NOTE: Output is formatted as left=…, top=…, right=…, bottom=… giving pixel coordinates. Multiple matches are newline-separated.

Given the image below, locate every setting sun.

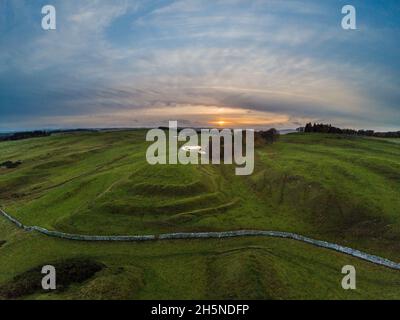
left=210, top=120, right=232, bottom=127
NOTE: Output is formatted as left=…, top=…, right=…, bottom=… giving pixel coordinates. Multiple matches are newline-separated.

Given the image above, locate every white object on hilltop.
left=181, top=145, right=206, bottom=154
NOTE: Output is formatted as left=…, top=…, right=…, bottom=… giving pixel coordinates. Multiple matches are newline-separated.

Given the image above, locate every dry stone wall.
left=1, top=208, right=400, bottom=270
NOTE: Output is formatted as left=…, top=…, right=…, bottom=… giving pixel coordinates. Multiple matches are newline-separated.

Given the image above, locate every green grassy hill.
left=0, top=130, right=400, bottom=299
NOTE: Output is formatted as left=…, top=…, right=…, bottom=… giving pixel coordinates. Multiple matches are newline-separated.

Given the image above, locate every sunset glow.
left=1, top=1, right=399, bottom=131
left=215, top=120, right=227, bottom=127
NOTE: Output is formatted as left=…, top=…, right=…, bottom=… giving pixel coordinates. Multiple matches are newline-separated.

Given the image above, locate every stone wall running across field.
left=1, top=208, right=400, bottom=270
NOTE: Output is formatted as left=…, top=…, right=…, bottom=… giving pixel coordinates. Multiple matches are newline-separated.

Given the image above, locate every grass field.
left=0, top=130, right=400, bottom=299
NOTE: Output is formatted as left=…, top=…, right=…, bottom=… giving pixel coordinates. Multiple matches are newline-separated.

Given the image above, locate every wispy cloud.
left=0, top=0, right=399, bottom=130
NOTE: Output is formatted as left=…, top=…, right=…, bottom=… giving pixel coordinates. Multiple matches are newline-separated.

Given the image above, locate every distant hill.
left=278, top=129, right=298, bottom=135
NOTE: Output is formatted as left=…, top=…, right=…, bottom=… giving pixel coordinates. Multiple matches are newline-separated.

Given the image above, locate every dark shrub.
left=0, top=161, right=22, bottom=169
left=0, top=258, right=105, bottom=299
left=255, top=128, right=280, bottom=145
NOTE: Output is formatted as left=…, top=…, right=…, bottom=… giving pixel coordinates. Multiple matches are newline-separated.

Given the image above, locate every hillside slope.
left=0, top=131, right=399, bottom=257
left=1, top=131, right=400, bottom=299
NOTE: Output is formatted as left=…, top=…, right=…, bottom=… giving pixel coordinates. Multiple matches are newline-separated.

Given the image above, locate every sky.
left=0, top=0, right=399, bottom=131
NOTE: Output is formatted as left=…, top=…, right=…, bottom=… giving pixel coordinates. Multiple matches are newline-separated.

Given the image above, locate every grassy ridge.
left=0, top=131, right=233, bottom=234
left=0, top=130, right=399, bottom=299
left=253, top=134, right=400, bottom=260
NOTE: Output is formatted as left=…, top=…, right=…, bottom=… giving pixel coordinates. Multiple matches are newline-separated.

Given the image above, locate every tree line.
left=0, top=131, right=51, bottom=142
left=303, top=123, right=400, bottom=138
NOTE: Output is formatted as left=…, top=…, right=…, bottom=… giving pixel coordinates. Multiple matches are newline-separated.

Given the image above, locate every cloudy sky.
left=0, top=0, right=399, bottom=131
